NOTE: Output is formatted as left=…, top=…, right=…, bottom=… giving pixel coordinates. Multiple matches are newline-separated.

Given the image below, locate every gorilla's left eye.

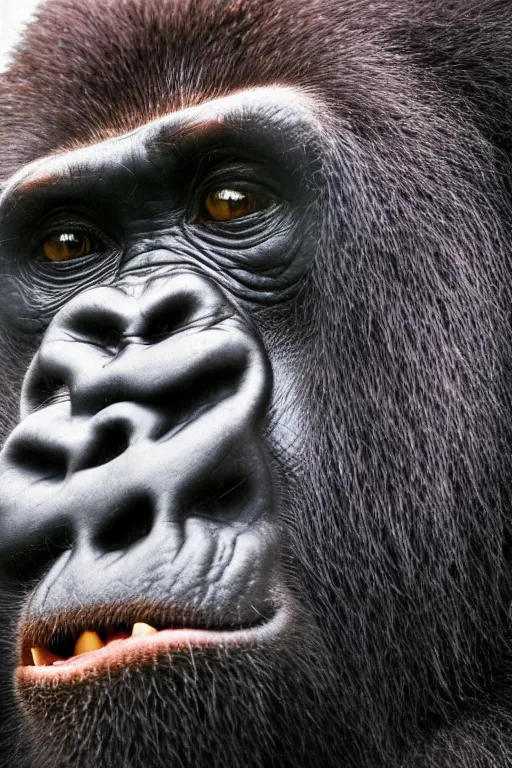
left=41, top=232, right=93, bottom=262
left=204, top=189, right=272, bottom=222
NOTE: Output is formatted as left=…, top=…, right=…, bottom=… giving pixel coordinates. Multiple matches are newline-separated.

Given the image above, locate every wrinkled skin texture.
left=2, top=0, right=512, bottom=767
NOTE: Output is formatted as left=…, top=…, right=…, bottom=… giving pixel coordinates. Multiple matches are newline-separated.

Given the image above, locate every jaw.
left=12, top=599, right=342, bottom=768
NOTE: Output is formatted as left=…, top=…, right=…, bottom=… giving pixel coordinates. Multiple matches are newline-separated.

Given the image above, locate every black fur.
left=2, top=1, right=512, bottom=766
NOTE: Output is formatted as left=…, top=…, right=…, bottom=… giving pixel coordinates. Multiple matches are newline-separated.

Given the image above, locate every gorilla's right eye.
left=41, top=232, right=93, bottom=262
left=203, top=188, right=272, bottom=222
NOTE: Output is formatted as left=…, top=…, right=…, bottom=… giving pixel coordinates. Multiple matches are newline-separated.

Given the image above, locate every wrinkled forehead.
left=2, top=86, right=322, bottom=197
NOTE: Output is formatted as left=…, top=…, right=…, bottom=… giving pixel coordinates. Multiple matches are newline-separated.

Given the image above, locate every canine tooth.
left=132, top=622, right=158, bottom=637
left=30, top=647, right=62, bottom=666
left=73, top=630, right=105, bottom=656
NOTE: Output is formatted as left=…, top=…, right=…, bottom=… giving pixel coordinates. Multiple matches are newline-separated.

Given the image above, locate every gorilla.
left=1, top=0, right=512, bottom=765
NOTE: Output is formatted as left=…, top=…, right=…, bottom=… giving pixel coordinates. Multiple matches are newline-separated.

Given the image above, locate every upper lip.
left=18, top=598, right=271, bottom=667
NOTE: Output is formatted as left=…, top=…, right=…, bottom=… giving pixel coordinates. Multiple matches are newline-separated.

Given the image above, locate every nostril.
left=22, top=375, right=69, bottom=416
left=151, top=359, right=246, bottom=441
left=44, top=380, right=69, bottom=406
left=143, top=294, right=196, bottom=343
left=69, top=308, right=123, bottom=354
left=94, top=494, right=155, bottom=553
left=10, top=441, right=67, bottom=481
left=81, top=420, right=131, bottom=470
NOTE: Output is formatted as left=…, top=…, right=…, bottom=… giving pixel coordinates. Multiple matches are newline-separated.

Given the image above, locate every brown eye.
left=42, top=232, right=92, bottom=262
left=204, top=189, right=270, bottom=221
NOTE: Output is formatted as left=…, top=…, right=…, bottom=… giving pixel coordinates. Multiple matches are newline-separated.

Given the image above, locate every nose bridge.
left=21, top=272, right=243, bottom=418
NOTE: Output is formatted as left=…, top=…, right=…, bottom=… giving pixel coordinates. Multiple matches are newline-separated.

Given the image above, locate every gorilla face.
left=0, top=87, right=332, bottom=767
left=3, top=1, right=512, bottom=767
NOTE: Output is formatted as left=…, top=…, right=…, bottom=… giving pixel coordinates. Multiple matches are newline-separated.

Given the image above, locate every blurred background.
left=0, top=0, right=40, bottom=69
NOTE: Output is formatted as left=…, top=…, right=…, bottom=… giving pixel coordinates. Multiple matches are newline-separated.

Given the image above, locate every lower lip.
left=17, top=609, right=289, bottom=683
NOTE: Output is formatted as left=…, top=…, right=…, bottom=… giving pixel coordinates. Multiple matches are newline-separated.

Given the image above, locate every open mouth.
left=17, top=602, right=287, bottom=681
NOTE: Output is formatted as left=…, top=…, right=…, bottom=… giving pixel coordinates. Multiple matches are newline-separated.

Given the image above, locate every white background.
left=0, top=0, right=41, bottom=70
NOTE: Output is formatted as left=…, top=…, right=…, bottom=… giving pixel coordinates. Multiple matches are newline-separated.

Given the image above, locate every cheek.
left=256, top=311, right=310, bottom=460
left=178, top=214, right=312, bottom=302
left=269, top=353, right=305, bottom=457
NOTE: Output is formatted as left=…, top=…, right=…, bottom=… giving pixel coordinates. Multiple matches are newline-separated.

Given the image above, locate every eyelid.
left=192, top=153, right=285, bottom=194
left=31, top=210, right=116, bottom=253
left=204, top=173, right=281, bottom=199
left=37, top=219, right=100, bottom=241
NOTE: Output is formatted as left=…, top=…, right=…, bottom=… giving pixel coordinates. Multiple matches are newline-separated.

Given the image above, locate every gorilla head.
left=1, top=1, right=512, bottom=766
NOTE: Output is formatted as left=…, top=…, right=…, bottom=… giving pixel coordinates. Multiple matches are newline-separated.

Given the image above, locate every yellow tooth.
left=73, top=630, right=105, bottom=656
left=132, top=622, right=158, bottom=637
left=31, top=647, right=62, bottom=666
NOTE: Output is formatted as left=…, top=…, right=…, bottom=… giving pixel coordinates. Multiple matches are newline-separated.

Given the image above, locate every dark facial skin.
left=0, top=88, right=328, bottom=767
left=0, top=88, right=319, bottom=629
left=4, top=1, right=512, bottom=767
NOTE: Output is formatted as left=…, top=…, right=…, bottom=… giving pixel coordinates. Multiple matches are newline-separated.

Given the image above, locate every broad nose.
left=0, top=273, right=274, bottom=574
